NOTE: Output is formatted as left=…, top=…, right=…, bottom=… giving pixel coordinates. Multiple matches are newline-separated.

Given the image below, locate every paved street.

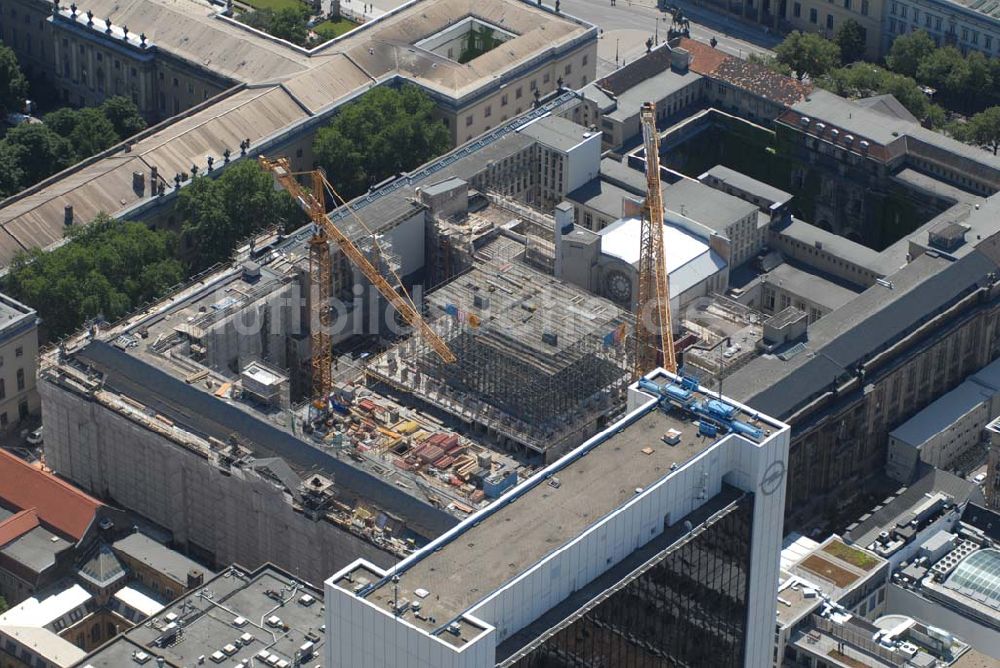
left=543, top=0, right=781, bottom=75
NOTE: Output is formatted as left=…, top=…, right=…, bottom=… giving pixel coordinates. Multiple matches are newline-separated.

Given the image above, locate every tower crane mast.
left=260, top=157, right=457, bottom=409
left=633, top=102, right=677, bottom=379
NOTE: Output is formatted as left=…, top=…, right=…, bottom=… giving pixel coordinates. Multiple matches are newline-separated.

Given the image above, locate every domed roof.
left=944, top=548, right=1000, bottom=611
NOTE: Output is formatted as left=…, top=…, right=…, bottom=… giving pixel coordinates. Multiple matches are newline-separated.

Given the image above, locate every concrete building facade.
left=0, top=295, right=38, bottom=435
left=883, top=0, right=1000, bottom=58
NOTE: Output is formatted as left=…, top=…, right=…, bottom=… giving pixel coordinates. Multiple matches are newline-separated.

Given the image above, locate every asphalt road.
left=550, top=0, right=781, bottom=75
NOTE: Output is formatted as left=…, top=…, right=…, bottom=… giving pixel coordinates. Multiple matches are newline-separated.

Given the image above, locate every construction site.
left=367, top=251, right=633, bottom=461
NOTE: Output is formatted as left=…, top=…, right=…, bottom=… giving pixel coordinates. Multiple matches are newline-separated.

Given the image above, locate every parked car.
left=26, top=427, right=42, bottom=445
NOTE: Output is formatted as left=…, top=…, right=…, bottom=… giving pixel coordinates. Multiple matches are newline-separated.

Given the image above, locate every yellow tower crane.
left=260, top=157, right=457, bottom=410
left=632, top=102, right=677, bottom=380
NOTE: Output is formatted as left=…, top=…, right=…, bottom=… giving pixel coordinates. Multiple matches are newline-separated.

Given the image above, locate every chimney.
left=132, top=170, right=145, bottom=194
left=671, top=47, right=690, bottom=74
left=187, top=568, right=204, bottom=590
left=150, top=165, right=158, bottom=184
left=64, top=205, right=74, bottom=226
left=553, top=201, right=574, bottom=278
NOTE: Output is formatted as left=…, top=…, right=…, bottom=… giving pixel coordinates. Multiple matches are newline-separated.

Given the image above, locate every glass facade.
left=506, top=493, right=755, bottom=668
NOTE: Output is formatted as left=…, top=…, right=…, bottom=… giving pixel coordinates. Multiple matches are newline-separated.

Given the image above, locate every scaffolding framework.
left=366, top=257, right=633, bottom=456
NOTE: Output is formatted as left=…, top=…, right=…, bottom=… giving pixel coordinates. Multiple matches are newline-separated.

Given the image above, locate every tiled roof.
left=0, top=450, right=102, bottom=541
left=596, top=44, right=674, bottom=95
left=0, top=509, right=39, bottom=547
left=678, top=37, right=810, bottom=106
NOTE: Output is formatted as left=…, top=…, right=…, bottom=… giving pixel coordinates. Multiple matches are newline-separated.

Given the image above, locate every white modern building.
left=325, top=368, right=790, bottom=668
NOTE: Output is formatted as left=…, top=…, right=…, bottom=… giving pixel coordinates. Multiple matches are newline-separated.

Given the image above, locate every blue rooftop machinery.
left=638, top=377, right=766, bottom=442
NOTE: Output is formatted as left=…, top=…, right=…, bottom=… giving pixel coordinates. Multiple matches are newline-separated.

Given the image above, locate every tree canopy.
left=816, top=64, right=945, bottom=127
left=834, top=19, right=867, bottom=64
left=313, top=85, right=450, bottom=200
left=0, top=45, right=27, bottom=115
left=885, top=31, right=937, bottom=78
left=242, top=6, right=311, bottom=46
left=774, top=31, right=841, bottom=80
left=0, top=96, right=146, bottom=199
left=4, top=216, right=184, bottom=339
left=951, top=107, right=1000, bottom=154
left=177, top=160, right=306, bottom=270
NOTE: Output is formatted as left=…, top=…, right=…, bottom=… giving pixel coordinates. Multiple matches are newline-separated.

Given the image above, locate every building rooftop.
left=678, top=37, right=811, bottom=106
left=945, top=547, right=1000, bottom=612
left=0, top=525, right=71, bottom=575
left=606, top=66, right=701, bottom=123
left=0, top=582, right=91, bottom=629
left=340, top=373, right=781, bottom=642
left=599, top=215, right=727, bottom=298
left=0, top=449, right=102, bottom=542
left=0, top=0, right=594, bottom=265
left=762, top=262, right=862, bottom=313
left=699, top=164, right=793, bottom=207
left=845, top=468, right=980, bottom=548
left=664, top=178, right=758, bottom=234
left=519, top=115, right=598, bottom=152
left=726, top=248, right=1000, bottom=419
left=81, top=565, right=325, bottom=668
left=112, top=532, right=212, bottom=585
left=889, top=361, right=1000, bottom=448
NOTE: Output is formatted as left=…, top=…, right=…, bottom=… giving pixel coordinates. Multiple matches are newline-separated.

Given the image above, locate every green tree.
left=0, top=44, right=27, bottom=115
left=67, top=108, right=119, bottom=157
left=774, top=31, right=841, bottom=81
left=957, top=106, right=1000, bottom=154
left=885, top=30, right=936, bottom=78
left=0, top=141, right=25, bottom=199
left=835, top=19, right=867, bottom=64
left=916, top=47, right=970, bottom=99
left=177, top=160, right=305, bottom=270
left=313, top=85, right=450, bottom=200
left=100, top=96, right=147, bottom=139
left=243, top=7, right=310, bottom=46
left=4, top=124, right=75, bottom=185
left=5, top=216, right=183, bottom=339
left=965, top=51, right=993, bottom=108
left=42, top=107, right=82, bottom=138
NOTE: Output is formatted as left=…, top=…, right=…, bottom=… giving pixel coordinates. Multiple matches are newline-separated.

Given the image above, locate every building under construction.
left=368, top=251, right=633, bottom=461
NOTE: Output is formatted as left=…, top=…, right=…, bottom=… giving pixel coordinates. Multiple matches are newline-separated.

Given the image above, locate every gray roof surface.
left=606, top=67, right=701, bottom=122
left=566, top=178, right=635, bottom=219
left=0, top=525, right=69, bottom=575
left=791, top=90, right=915, bottom=146
left=112, top=532, right=213, bottom=584
left=663, top=178, right=757, bottom=233
left=82, top=565, right=325, bottom=668
left=774, top=218, right=882, bottom=271
left=855, top=94, right=919, bottom=124
left=727, top=250, right=998, bottom=418
left=77, top=543, right=127, bottom=588
left=599, top=157, right=648, bottom=195
left=350, top=376, right=780, bottom=639
left=889, top=356, right=1000, bottom=447
left=762, top=262, right=861, bottom=312
left=700, top=164, right=793, bottom=206
left=845, top=469, right=980, bottom=548
left=520, top=115, right=596, bottom=152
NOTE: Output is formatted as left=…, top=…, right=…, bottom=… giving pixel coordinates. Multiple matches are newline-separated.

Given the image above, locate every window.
left=809, top=7, right=817, bottom=22
left=843, top=0, right=850, bottom=8
left=187, top=81, right=194, bottom=94
left=501, top=93, right=508, bottom=106
left=564, top=63, right=571, bottom=75
left=890, top=2, right=897, bottom=15
left=465, top=114, right=473, bottom=127
left=826, top=13, right=834, bottom=28
left=900, top=5, right=907, bottom=18
left=543, top=72, right=550, bottom=84
left=0, top=378, right=5, bottom=400
left=861, top=0, right=869, bottom=15
left=582, top=54, right=588, bottom=66
left=794, top=2, right=801, bottom=17
left=924, top=13, right=931, bottom=27
left=172, top=77, right=178, bottom=87
left=16, top=369, right=24, bottom=392
left=973, top=31, right=979, bottom=44
left=515, top=86, right=523, bottom=99
left=484, top=105, right=491, bottom=118
left=912, top=8, right=918, bottom=22
left=962, top=27, right=969, bottom=41
left=986, top=35, right=993, bottom=49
